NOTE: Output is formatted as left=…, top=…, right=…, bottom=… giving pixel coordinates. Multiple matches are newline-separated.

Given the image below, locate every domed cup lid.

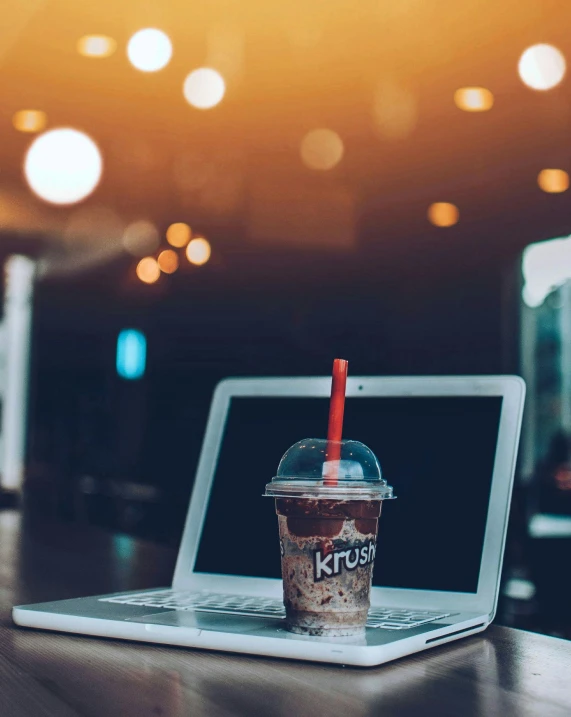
left=264, top=438, right=395, bottom=500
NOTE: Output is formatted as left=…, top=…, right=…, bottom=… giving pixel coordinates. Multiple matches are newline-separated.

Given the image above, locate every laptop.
left=13, top=375, right=525, bottom=667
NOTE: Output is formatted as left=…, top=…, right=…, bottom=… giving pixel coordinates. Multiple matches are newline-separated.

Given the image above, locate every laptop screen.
left=194, top=395, right=503, bottom=593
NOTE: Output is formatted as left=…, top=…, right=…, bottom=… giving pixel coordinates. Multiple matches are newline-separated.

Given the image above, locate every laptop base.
left=13, top=589, right=488, bottom=667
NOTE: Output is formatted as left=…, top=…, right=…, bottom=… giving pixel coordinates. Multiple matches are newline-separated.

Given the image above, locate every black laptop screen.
left=193, top=395, right=503, bottom=593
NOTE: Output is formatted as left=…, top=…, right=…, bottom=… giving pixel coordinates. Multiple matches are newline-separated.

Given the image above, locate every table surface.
left=1, top=510, right=571, bottom=717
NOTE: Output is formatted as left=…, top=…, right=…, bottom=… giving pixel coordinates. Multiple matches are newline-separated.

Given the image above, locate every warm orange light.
left=127, top=29, right=172, bottom=72
left=183, top=68, right=226, bottom=109
left=166, top=222, right=191, bottom=247
left=300, top=129, right=344, bottom=171
left=136, top=257, right=160, bottom=284
left=13, top=110, right=47, bottom=133
left=537, top=169, right=569, bottom=194
left=157, top=249, right=179, bottom=274
left=77, top=35, right=117, bottom=58
left=519, top=44, right=566, bottom=91
left=428, top=202, right=459, bottom=227
left=454, top=87, right=494, bottom=112
left=24, top=128, right=103, bottom=205
left=186, top=237, right=211, bottom=265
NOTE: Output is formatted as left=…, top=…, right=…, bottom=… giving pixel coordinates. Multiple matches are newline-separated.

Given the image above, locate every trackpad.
left=126, top=610, right=285, bottom=634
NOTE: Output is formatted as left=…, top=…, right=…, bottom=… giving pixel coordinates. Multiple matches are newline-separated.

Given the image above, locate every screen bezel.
left=173, top=376, right=525, bottom=616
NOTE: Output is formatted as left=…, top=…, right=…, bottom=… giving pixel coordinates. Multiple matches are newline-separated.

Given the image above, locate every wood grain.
left=1, top=510, right=571, bottom=717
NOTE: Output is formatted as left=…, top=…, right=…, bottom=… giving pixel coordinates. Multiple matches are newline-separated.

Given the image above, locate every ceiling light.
left=183, top=68, right=226, bottom=109
left=24, top=128, right=102, bottom=205
left=518, top=44, right=566, bottom=91
left=127, top=29, right=172, bottom=72
left=427, top=202, right=459, bottom=227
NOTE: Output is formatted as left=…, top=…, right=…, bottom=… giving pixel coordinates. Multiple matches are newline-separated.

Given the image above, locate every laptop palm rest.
left=125, top=610, right=441, bottom=646
left=126, top=610, right=285, bottom=634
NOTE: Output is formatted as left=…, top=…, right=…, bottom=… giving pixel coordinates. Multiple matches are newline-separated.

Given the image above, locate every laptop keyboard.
left=100, top=590, right=451, bottom=630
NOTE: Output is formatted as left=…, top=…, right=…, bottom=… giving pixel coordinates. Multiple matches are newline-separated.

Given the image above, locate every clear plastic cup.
left=264, top=438, right=394, bottom=637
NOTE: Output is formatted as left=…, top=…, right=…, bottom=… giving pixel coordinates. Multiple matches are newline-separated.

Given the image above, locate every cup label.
left=313, top=540, right=376, bottom=581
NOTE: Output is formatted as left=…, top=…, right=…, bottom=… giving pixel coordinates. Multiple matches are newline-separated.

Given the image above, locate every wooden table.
left=1, top=510, right=571, bottom=717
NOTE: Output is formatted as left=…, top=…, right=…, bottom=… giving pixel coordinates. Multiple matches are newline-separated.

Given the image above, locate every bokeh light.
left=122, top=220, right=160, bottom=257
left=183, top=68, right=226, bottom=109
left=136, top=256, right=160, bottom=284
left=166, top=222, right=191, bottom=247
left=428, top=202, right=459, bottom=227
left=454, top=87, right=494, bottom=112
left=518, top=44, right=566, bottom=91
left=24, top=128, right=102, bottom=205
left=537, top=169, right=569, bottom=194
left=300, top=129, right=344, bottom=171
left=116, top=329, right=146, bottom=380
left=127, top=29, right=172, bottom=72
left=77, top=35, right=116, bottom=58
left=186, top=237, right=211, bottom=265
left=157, top=249, right=179, bottom=274
left=13, top=110, right=47, bottom=133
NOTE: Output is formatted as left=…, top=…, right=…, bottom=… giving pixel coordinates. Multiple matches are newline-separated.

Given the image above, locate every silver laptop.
left=13, top=375, right=525, bottom=667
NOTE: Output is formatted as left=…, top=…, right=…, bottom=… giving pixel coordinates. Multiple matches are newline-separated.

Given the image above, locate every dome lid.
left=264, top=438, right=395, bottom=500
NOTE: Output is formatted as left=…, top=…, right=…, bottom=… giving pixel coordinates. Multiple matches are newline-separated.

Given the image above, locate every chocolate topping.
left=286, top=517, right=344, bottom=538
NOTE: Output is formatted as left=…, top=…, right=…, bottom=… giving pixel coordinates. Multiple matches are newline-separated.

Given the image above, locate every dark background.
left=27, top=254, right=513, bottom=544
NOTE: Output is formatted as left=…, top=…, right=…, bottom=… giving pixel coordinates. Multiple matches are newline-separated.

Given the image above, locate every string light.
left=538, top=169, right=569, bottom=193
left=13, top=110, right=47, bottom=133
left=454, top=87, right=494, bottom=112
left=157, top=249, right=179, bottom=274
left=166, top=222, right=191, bottom=247
left=183, top=68, right=226, bottom=109
left=77, top=35, right=116, bottom=58
left=428, top=202, right=459, bottom=227
left=127, top=29, right=172, bottom=72
left=136, top=257, right=160, bottom=284
left=24, top=128, right=102, bottom=205
left=186, top=237, right=211, bottom=265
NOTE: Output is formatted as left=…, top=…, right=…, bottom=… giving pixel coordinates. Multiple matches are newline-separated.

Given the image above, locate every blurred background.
left=1, top=0, right=571, bottom=639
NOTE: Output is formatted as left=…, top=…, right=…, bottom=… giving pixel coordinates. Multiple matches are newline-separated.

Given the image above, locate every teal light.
left=116, top=329, right=146, bottom=380
left=113, top=534, right=136, bottom=560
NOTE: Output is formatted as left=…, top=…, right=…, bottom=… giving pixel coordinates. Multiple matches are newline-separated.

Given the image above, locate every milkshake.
left=265, top=437, right=394, bottom=636
left=265, top=359, right=395, bottom=636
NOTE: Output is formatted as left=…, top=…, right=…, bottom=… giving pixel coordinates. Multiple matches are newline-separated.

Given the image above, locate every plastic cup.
left=264, top=438, right=394, bottom=637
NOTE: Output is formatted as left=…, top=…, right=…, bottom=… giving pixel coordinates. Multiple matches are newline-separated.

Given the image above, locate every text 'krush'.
left=313, top=540, right=376, bottom=581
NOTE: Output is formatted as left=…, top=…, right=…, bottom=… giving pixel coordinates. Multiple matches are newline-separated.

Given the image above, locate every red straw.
left=324, top=358, right=348, bottom=486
